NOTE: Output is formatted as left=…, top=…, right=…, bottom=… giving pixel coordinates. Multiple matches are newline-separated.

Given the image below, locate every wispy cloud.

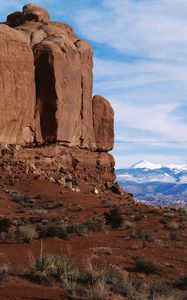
left=1, top=0, right=187, bottom=167
left=73, top=0, right=187, bottom=61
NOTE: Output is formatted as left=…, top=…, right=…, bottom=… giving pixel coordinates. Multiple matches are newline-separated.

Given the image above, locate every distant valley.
left=117, top=160, right=187, bottom=207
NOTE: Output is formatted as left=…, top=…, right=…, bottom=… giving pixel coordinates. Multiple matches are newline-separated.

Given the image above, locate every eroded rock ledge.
left=0, top=4, right=116, bottom=188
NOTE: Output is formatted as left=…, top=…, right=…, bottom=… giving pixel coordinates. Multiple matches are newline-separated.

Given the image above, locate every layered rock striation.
left=0, top=4, right=115, bottom=186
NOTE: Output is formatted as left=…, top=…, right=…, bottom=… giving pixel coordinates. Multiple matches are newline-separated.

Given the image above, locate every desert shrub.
left=77, top=261, right=103, bottom=285
left=174, top=275, right=187, bottom=290
left=154, top=239, right=165, bottom=248
left=88, top=280, right=110, bottom=300
left=153, top=293, right=186, bottom=300
left=64, top=278, right=110, bottom=300
left=31, top=254, right=54, bottom=285
left=31, top=253, right=76, bottom=285
left=133, top=256, right=163, bottom=275
left=104, top=208, right=123, bottom=228
left=160, top=213, right=175, bottom=225
left=11, top=194, right=32, bottom=203
left=103, top=266, right=144, bottom=299
left=0, top=265, right=10, bottom=287
left=84, top=221, right=106, bottom=233
left=148, top=281, right=171, bottom=298
left=65, top=283, right=88, bottom=299
left=133, top=207, right=144, bottom=213
left=11, top=193, right=34, bottom=209
left=163, top=212, right=175, bottom=220
left=52, top=255, right=75, bottom=281
left=164, top=221, right=179, bottom=231
left=44, top=225, right=69, bottom=240
left=148, top=207, right=162, bottom=215
left=133, top=214, right=144, bottom=221
left=0, top=218, right=12, bottom=232
left=123, top=221, right=134, bottom=229
left=177, top=215, right=186, bottom=222
left=100, top=199, right=113, bottom=208
left=19, top=225, right=38, bottom=243
left=136, top=228, right=154, bottom=242
left=123, top=208, right=132, bottom=216
left=67, top=224, right=88, bottom=236
left=0, top=231, right=16, bottom=241
left=103, top=266, right=128, bottom=295
left=127, top=228, right=154, bottom=243
left=169, top=231, right=181, bottom=241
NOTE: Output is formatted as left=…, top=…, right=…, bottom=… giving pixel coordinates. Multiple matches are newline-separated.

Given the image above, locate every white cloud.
left=74, top=0, right=187, bottom=61
left=113, top=101, right=187, bottom=141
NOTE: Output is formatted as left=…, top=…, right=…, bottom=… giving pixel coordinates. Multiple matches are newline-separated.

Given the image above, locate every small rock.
left=66, top=181, right=73, bottom=189
left=72, top=186, right=80, bottom=192
left=29, top=163, right=36, bottom=171
left=15, top=145, right=22, bottom=151
left=92, top=187, right=99, bottom=194
left=49, top=177, right=56, bottom=183
left=58, top=176, right=66, bottom=186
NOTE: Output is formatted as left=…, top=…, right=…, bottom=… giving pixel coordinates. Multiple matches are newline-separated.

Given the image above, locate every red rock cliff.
left=0, top=4, right=115, bottom=187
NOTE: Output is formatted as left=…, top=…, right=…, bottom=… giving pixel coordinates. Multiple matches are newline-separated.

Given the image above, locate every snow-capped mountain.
left=131, top=160, right=187, bottom=172
left=117, top=160, right=187, bottom=183
left=116, top=160, right=187, bottom=207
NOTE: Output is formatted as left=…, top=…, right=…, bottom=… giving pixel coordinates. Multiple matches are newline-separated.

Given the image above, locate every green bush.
left=44, top=225, right=69, bottom=240
left=133, top=256, right=163, bottom=275
left=0, top=218, right=12, bottom=232
left=31, top=254, right=54, bottom=285
left=174, top=275, right=187, bottom=290
left=104, top=208, right=123, bottom=228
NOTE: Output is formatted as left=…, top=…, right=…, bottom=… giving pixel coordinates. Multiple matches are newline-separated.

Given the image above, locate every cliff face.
left=0, top=4, right=115, bottom=187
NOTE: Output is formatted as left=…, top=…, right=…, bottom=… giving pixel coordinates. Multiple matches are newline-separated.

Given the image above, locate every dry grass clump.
left=164, top=221, right=180, bottom=231
left=19, top=225, right=38, bottom=243
left=133, top=256, right=163, bottom=275
left=123, top=220, right=134, bottom=229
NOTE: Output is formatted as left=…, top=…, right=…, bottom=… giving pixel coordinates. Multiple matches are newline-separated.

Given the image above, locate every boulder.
left=6, top=3, right=50, bottom=27
left=93, top=95, right=114, bottom=151
left=22, top=3, right=50, bottom=23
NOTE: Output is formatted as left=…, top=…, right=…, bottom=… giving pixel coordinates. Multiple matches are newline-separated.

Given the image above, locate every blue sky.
left=1, top=0, right=187, bottom=168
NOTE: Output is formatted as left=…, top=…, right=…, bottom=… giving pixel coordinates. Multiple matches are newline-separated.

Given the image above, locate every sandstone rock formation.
left=0, top=24, right=35, bottom=144
left=93, top=95, right=114, bottom=151
left=0, top=4, right=115, bottom=186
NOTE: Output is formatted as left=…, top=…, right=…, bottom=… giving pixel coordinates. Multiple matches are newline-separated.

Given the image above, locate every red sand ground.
left=0, top=169, right=186, bottom=299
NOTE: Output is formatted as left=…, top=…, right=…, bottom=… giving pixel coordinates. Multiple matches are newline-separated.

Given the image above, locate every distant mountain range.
left=116, top=160, right=187, bottom=207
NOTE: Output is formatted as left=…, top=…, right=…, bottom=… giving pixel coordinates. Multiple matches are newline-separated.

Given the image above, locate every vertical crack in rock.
left=80, top=75, right=84, bottom=120
left=34, top=46, right=58, bottom=142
